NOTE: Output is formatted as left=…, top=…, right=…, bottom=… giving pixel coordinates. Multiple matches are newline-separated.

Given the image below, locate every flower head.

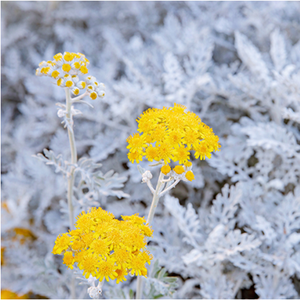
left=161, top=164, right=171, bottom=175
left=36, top=52, right=105, bottom=100
left=127, top=104, right=221, bottom=180
left=52, top=207, right=153, bottom=283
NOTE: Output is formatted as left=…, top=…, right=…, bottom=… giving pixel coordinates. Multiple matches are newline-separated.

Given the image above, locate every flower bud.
left=142, top=170, right=153, bottom=183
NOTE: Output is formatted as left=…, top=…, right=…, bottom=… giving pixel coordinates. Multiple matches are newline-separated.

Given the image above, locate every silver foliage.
left=2, top=1, right=300, bottom=299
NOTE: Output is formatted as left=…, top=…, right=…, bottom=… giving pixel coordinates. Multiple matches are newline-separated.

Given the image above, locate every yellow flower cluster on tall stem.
left=36, top=52, right=106, bottom=298
left=127, top=103, right=220, bottom=180
left=130, top=104, right=221, bottom=299
left=36, top=51, right=105, bottom=100
left=52, top=207, right=153, bottom=284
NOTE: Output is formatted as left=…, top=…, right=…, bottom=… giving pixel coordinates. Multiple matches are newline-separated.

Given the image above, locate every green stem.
left=65, top=88, right=77, bottom=299
left=136, top=171, right=164, bottom=299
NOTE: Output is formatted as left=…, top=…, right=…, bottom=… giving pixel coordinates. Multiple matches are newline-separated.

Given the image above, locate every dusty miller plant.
left=2, top=1, right=300, bottom=299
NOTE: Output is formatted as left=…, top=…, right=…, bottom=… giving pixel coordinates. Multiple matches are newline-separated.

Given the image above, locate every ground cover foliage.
left=2, top=1, right=300, bottom=299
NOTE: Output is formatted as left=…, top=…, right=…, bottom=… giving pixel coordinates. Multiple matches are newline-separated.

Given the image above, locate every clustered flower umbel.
left=36, top=52, right=105, bottom=100
left=127, top=103, right=221, bottom=181
left=52, top=207, right=153, bottom=284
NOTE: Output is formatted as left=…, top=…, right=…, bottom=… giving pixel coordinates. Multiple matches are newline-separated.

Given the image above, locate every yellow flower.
left=145, top=145, right=159, bottom=162
left=62, top=63, right=71, bottom=73
left=64, top=52, right=74, bottom=62
left=65, top=80, right=74, bottom=88
left=168, top=130, right=183, bottom=146
left=184, top=161, right=192, bottom=168
left=173, top=146, right=190, bottom=164
left=126, top=103, right=221, bottom=170
left=106, top=228, right=123, bottom=250
left=193, top=140, right=212, bottom=160
left=115, top=268, right=128, bottom=284
left=76, top=211, right=95, bottom=233
left=53, top=53, right=63, bottom=62
left=78, top=252, right=99, bottom=278
left=57, top=78, right=64, bottom=86
left=121, top=213, right=146, bottom=225
left=51, top=70, right=60, bottom=79
left=157, top=142, right=174, bottom=164
left=150, top=124, right=167, bottom=142
left=89, top=206, right=114, bottom=222
left=74, top=249, right=87, bottom=263
left=52, top=233, right=72, bottom=254
left=71, top=239, right=85, bottom=251
left=81, top=232, right=95, bottom=248
left=183, top=128, right=199, bottom=148
left=89, top=91, right=98, bottom=100
left=161, top=164, right=171, bottom=175
left=63, top=251, right=74, bottom=269
left=72, top=87, right=80, bottom=95
left=41, top=67, right=50, bottom=74
left=185, top=170, right=195, bottom=181
left=52, top=208, right=153, bottom=284
left=73, top=62, right=80, bottom=69
left=173, top=165, right=185, bottom=175
left=97, top=257, right=118, bottom=282
left=139, top=224, right=153, bottom=237
left=112, top=248, right=132, bottom=267
left=127, top=133, right=146, bottom=152
left=36, top=52, right=104, bottom=100
left=89, top=239, right=110, bottom=256
left=128, top=150, right=144, bottom=164
left=121, top=226, right=147, bottom=251
left=77, top=81, right=86, bottom=89
left=79, top=65, right=88, bottom=74
left=129, top=253, right=148, bottom=276
left=140, top=250, right=153, bottom=265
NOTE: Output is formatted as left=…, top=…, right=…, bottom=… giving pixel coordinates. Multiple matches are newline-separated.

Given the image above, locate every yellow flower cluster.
left=36, top=52, right=105, bottom=100
left=52, top=207, right=153, bottom=283
left=127, top=103, right=221, bottom=180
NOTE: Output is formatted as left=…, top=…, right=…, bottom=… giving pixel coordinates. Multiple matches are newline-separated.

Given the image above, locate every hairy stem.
left=146, top=171, right=165, bottom=225
left=159, top=179, right=180, bottom=197
left=136, top=171, right=164, bottom=299
left=71, top=276, right=76, bottom=299
left=65, top=88, right=77, bottom=299
left=65, top=88, right=77, bottom=230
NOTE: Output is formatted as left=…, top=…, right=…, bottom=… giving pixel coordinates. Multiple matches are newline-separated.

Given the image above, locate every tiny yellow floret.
left=65, top=80, right=74, bottom=88
left=161, top=165, right=171, bottom=175
left=90, top=92, right=98, bottom=100
left=185, top=170, right=195, bottom=181
left=80, top=66, right=88, bottom=74
left=51, top=70, right=60, bottom=79
left=78, top=81, right=86, bottom=89
left=184, top=161, right=192, bottom=168
left=62, top=64, right=71, bottom=72
left=54, top=53, right=63, bottom=61
left=64, top=52, right=74, bottom=62
left=173, top=165, right=185, bottom=175
left=72, top=88, right=80, bottom=95
left=63, top=251, right=74, bottom=269
left=73, top=62, right=80, bottom=69
left=57, top=78, right=64, bottom=86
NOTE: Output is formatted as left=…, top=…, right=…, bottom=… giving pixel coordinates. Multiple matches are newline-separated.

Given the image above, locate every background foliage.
left=2, top=1, right=300, bottom=298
